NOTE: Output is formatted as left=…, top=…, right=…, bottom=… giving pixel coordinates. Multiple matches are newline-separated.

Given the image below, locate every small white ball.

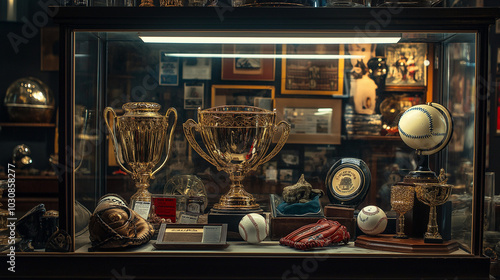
left=398, top=104, right=448, bottom=151
left=238, top=213, right=268, bottom=243
left=357, top=205, right=388, bottom=236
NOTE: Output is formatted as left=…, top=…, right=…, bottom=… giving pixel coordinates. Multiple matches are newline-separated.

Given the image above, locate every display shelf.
left=0, top=175, right=58, bottom=180
left=6, top=240, right=488, bottom=280
left=0, top=122, right=56, bottom=128
left=347, top=135, right=402, bottom=141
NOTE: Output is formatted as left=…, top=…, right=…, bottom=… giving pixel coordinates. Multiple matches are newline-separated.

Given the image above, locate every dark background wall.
left=0, top=0, right=59, bottom=173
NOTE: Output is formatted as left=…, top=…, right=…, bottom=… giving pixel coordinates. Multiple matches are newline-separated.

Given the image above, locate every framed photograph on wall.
left=497, top=48, right=500, bottom=75
left=385, top=43, right=428, bottom=90
left=221, top=44, right=275, bottom=81
left=275, top=98, right=341, bottom=144
left=159, top=51, right=179, bottom=86
left=211, top=85, right=274, bottom=110
left=496, top=79, right=500, bottom=135
left=184, top=83, right=204, bottom=110
left=182, top=57, right=212, bottom=80
left=281, top=44, right=345, bottom=96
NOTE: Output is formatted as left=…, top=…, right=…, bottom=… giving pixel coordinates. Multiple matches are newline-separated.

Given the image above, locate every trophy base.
left=355, top=234, right=458, bottom=253
left=424, top=233, right=444, bottom=243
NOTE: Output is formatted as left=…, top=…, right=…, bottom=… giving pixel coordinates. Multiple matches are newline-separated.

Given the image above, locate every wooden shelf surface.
left=0, top=122, right=55, bottom=128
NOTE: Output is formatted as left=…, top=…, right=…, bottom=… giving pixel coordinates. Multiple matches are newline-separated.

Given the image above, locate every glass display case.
left=3, top=6, right=498, bottom=280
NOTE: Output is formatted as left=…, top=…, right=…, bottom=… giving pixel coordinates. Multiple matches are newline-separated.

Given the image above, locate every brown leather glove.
left=89, top=205, right=154, bottom=250
left=279, top=218, right=350, bottom=250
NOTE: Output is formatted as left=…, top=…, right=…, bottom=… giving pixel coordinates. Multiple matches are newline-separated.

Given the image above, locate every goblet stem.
left=394, top=213, right=408, bottom=239
left=425, top=205, right=441, bottom=239
left=213, top=171, right=261, bottom=211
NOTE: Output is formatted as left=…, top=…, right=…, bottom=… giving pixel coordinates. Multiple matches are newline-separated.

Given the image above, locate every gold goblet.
left=183, top=106, right=290, bottom=213
left=415, top=182, right=452, bottom=243
left=390, top=184, right=414, bottom=239
left=104, top=102, right=177, bottom=214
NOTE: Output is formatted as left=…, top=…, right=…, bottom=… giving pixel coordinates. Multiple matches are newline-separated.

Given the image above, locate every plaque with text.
left=154, top=224, right=229, bottom=250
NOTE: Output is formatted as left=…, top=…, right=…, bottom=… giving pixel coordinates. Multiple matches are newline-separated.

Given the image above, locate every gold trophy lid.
left=198, top=105, right=276, bottom=128
left=200, top=105, right=273, bottom=114
left=122, top=102, right=162, bottom=117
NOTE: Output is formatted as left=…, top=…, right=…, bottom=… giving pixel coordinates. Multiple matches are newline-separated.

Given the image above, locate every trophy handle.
left=258, top=121, right=291, bottom=166
left=152, top=107, right=178, bottom=177
left=183, top=119, right=221, bottom=169
left=104, top=107, right=133, bottom=175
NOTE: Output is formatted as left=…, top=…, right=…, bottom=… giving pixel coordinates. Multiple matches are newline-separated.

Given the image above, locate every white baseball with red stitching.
left=238, top=213, right=268, bottom=243
left=357, top=205, right=387, bottom=236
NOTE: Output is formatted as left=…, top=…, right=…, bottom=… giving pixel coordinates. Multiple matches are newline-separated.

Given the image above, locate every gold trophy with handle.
left=183, top=105, right=290, bottom=213
left=104, top=102, right=177, bottom=216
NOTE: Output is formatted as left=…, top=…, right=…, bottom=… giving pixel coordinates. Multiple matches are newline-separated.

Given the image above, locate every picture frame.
left=497, top=48, right=500, bottom=75
left=384, top=43, right=428, bottom=90
left=275, top=98, right=342, bottom=144
left=211, top=85, right=274, bottom=110
left=159, top=51, right=179, bottom=86
left=184, top=82, right=204, bottom=110
left=182, top=57, right=212, bottom=80
left=281, top=44, right=345, bottom=96
left=496, top=79, right=500, bottom=135
left=221, top=44, right=275, bottom=81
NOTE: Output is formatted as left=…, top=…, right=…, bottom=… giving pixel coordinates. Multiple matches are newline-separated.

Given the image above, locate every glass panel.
left=72, top=30, right=477, bottom=254
left=441, top=34, right=476, bottom=252
left=74, top=32, right=105, bottom=248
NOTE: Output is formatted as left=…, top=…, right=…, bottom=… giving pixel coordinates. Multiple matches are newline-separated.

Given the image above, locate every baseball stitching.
left=358, top=216, right=387, bottom=235
left=361, top=207, right=379, bottom=216
left=239, top=223, right=248, bottom=241
left=398, top=107, right=447, bottom=140
left=248, top=214, right=262, bottom=243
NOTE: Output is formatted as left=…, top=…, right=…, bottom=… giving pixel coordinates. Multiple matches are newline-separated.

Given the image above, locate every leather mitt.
left=279, top=218, right=350, bottom=250
left=89, top=205, right=154, bottom=250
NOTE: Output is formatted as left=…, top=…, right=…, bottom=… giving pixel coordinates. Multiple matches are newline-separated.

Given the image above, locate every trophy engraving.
left=183, top=105, right=290, bottom=213
left=104, top=102, right=177, bottom=212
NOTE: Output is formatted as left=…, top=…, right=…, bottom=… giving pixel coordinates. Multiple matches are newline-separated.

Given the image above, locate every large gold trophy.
left=104, top=102, right=177, bottom=213
left=183, top=105, right=290, bottom=213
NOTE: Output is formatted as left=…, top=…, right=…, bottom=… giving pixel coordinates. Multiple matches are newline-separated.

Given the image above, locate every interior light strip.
left=164, top=53, right=365, bottom=59
left=140, top=36, right=401, bottom=44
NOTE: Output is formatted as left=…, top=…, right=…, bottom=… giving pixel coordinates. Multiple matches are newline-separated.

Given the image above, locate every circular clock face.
left=325, top=158, right=371, bottom=207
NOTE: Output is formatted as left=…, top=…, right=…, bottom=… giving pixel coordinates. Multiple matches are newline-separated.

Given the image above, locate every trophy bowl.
left=104, top=102, right=177, bottom=213
left=183, top=105, right=290, bottom=213
left=415, top=182, right=452, bottom=243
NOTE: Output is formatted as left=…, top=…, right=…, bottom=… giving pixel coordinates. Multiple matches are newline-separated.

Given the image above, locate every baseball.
left=398, top=104, right=448, bottom=151
left=238, top=213, right=268, bottom=243
left=357, top=205, right=387, bottom=236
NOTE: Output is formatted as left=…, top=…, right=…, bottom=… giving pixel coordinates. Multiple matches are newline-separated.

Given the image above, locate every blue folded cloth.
left=276, top=195, right=321, bottom=216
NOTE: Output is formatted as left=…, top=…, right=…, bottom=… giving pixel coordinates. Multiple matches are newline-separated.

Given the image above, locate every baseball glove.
left=89, top=204, right=154, bottom=250
left=279, top=218, right=350, bottom=250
